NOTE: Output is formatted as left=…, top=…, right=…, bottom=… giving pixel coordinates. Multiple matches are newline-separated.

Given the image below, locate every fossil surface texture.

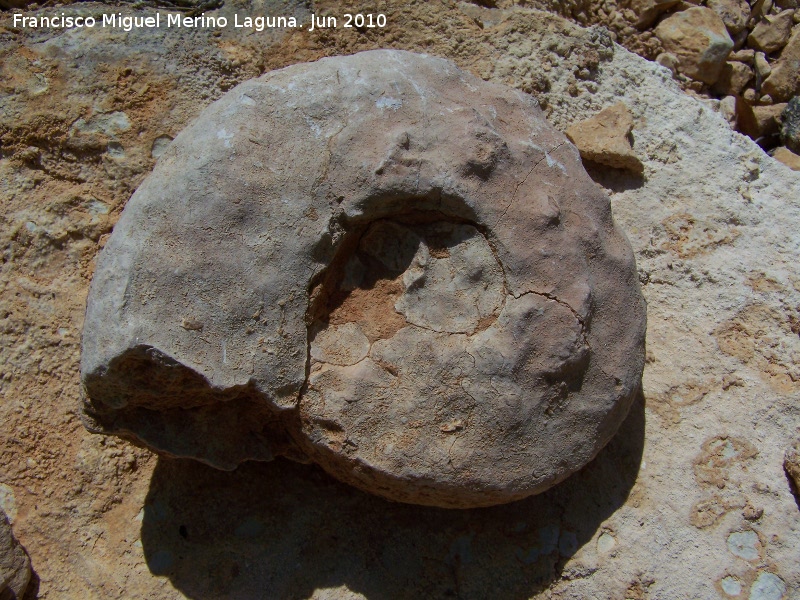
left=80, top=49, right=646, bottom=508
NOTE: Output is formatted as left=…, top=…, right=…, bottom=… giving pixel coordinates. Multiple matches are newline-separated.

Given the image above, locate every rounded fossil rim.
left=80, top=49, right=647, bottom=508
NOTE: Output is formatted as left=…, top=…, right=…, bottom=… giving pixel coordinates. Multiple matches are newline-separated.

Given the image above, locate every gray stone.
left=0, top=510, right=30, bottom=600
left=80, top=50, right=646, bottom=508
left=780, top=96, right=800, bottom=153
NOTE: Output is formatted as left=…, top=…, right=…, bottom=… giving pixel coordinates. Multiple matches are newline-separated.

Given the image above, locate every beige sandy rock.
left=719, top=94, right=738, bottom=127
left=707, top=0, right=750, bottom=35
left=762, top=28, right=800, bottom=101
left=713, top=60, right=754, bottom=95
left=655, top=7, right=734, bottom=84
left=630, top=0, right=681, bottom=28
left=656, top=51, right=680, bottom=74
left=773, top=146, right=800, bottom=169
left=566, top=102, right=644, bottom=172
left=0, top=510, right=30, bottom=600
left=80, top=50, right=646, bottom=508
left=747, top=9, right=796, bottom=54
left=736, top=99, right=788, bottom=139
left=730, top=48, right=756, bottom=63
left=755, top=50, right=773, bottom=79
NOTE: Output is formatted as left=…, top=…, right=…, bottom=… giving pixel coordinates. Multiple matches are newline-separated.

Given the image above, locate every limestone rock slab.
left=80, top=50, right=646, bottom=507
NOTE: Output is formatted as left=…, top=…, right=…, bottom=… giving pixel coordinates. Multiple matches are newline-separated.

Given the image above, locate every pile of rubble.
left=550, top=0, right=800, bottom=168
left=629, top=0, right=800, bottom=166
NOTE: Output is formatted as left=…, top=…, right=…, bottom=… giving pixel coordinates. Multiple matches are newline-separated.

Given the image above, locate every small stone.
left=780, top=97, right=800, bottom=152
left=713, top=61, right=754, bottom=95
left=754, top=52, right=773, bottom=80
left=0, top=509, right=31, bottom=600
left=742, top=501, right=764, bottom=520
left=151, top=135, right=173, bottom=159
left=762, top=28, right=800, bottom=101
left=751, top=0, right=775, bottom=21
left=707, top=0, right=750, bottom=34
left=760, top=94, right=775, bottom=104
left=180, top=317, right=203, bottom=331
left=744, top=88, right=759, bottom=102
left=689, top=80, right=706, bottom=92
left=732, top=28, right=749, bottom=51
left=730, top=48, right=755, bottom=63
left=748, top=10, right=795, bottom=54
left=656, top=52, right=680, bottom=74
left=439, top=419, right=464, bottom=433
left=655, top=7, right=734, bottom=84
left=720, top=95, right=738, bottom=127
left=565, top=102, right=644, bottom=173
left=630, top=0, right=681, bottom=28
left=737, top=99, right=787, bottom=139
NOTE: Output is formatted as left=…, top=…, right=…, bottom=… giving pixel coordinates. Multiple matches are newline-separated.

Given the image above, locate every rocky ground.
left=1, top=0, right=799, bottom=598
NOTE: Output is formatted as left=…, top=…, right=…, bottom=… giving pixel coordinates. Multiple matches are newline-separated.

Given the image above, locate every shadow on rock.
left=140, top=392, right=646, bottom=599
left=583, top=160, right=646, bottom=194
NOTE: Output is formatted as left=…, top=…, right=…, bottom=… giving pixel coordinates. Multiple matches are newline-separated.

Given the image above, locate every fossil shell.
left=80, top=50, right=646, bottom=508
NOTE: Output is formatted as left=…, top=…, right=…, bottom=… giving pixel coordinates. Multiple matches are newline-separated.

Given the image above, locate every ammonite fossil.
left=81, top=50, right=646, bottom=508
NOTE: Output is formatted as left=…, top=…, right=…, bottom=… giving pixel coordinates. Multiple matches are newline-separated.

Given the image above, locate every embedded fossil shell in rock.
left=80, top=49, right=646, bottom=508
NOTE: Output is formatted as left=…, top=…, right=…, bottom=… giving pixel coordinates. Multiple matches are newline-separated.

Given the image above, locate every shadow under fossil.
left=140, top=392, right=645, bottom=600
left=583, top=160, right=646, bottom=194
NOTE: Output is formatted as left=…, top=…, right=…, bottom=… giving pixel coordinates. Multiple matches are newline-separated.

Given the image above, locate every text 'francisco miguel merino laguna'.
left=11, top=12, right=387, bottom=32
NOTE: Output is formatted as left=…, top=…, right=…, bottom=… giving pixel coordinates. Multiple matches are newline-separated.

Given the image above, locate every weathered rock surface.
left=782, top=96, right=800, bottom=152
left=0, top=510, right=30, bottom=600
left=762, top=28, right=800, bottom=101
left=655, top=6, right=734, bottom=84
left=565, top=102, right=644, bottom=172
left=80, top=50, right=646, bottom=508
left=747, top=9, right=796, bottom=54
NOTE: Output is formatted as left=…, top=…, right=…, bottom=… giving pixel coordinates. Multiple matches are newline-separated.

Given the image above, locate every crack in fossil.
left=513, top=289, right=591, bottom=352
left=494, top=141, right=568, bottom=227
